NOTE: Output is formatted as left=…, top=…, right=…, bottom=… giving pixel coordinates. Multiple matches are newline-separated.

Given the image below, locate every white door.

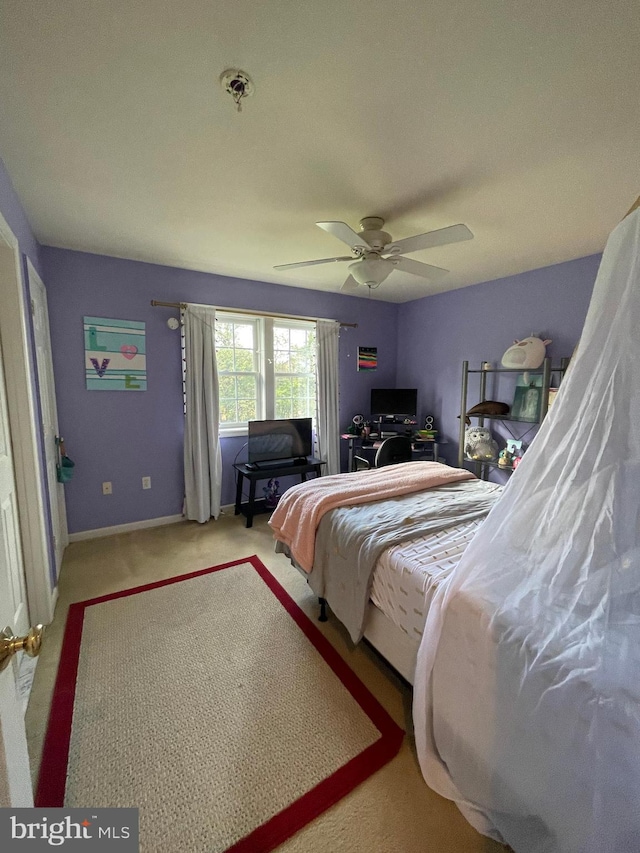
left=0, top=330, right=33, bottom=806
left=29, top=264, right=68, bottom=578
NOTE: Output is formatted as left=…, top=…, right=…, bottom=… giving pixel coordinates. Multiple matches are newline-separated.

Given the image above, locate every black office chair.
left=354, top=435, right=413, bottom=470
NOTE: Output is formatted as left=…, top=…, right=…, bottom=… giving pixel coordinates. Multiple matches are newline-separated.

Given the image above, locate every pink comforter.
left=269, top=461, right=475, bottom=572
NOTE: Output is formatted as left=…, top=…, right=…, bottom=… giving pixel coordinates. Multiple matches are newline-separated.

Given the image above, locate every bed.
left=269, top=456, right=640, bottom=851
left=267, top=203, right=640, bottom=851
left=269, top=460, right=502, bottom=684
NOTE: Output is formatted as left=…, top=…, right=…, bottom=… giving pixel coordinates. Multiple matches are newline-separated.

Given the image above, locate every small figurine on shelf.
left=498, top=448, right=513, bottom=469
left=263, top=478, right=281, bottom=509
left=506, top=439, right=524, bottom=470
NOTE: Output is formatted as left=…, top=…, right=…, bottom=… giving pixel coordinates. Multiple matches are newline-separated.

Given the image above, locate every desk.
left=234, top=457, right=324, bottom=528
left=341, top=434, right=442, bottom=471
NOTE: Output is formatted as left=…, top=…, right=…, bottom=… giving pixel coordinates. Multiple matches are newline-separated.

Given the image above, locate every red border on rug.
left=36, top=555, right=404, bottom=852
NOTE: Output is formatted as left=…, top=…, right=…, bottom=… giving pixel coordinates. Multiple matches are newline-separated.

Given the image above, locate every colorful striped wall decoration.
left=357, top=346, right=377, bottom=371
left=84, top=317, right=147, bottom=391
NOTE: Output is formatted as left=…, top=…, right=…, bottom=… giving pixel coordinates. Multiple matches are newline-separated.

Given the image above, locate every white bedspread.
left=370, top=516, right=490, bottom=640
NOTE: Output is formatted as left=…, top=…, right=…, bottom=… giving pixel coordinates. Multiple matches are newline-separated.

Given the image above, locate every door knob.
left=0, top=625, right=44, bottom=673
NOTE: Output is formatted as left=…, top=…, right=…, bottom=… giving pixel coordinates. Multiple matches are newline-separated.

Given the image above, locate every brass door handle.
left=0, top=625, right=44, bottom=673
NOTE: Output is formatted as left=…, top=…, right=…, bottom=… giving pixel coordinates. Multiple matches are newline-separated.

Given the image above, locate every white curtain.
left=183, top=306, right=222, bottom=522
left=316, top=320, right=341, bottom=475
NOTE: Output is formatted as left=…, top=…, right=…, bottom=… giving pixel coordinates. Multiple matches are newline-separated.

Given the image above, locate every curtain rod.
left=150, top=300, right=358, bottom=328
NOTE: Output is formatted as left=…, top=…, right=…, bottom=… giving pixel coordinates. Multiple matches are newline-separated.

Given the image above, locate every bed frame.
left=361, top=601, right=419, bottom=684
left=318, top=594, right=418, bottom=685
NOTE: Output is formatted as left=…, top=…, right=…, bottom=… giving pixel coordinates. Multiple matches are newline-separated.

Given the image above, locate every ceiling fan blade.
left=316, top=221, right=370, bottom=250
left=340, top=275, right=360, bottom=292
left=274, top=256, right=353, bottom=271
left=384, top=223, right=473, bottom=256
left=390, top=256, right=449, bottom=280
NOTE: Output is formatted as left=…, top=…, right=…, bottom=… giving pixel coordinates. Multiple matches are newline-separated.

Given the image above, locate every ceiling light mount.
left=220, top=69, right=255, bottom=113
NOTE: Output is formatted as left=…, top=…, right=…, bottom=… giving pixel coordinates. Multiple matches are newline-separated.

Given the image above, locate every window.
left=216, top=315, right=260, bottom=426
left=215, top=312, right=316, bottom=433
left=273, top=323, right=317, bottom=419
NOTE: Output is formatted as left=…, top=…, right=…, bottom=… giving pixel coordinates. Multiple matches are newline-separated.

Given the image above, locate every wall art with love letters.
left=83, top=316, right=147, bottom=391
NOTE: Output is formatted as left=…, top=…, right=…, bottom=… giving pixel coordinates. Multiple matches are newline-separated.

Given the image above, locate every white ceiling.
left=0, top=1, right=638, bottom=303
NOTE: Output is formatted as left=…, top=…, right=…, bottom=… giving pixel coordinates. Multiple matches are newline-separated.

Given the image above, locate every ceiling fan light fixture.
left=349, top=257, right=392, bottom=287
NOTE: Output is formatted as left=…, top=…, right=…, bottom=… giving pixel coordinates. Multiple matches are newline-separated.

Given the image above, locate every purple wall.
left=42, top=245, right=600, bottom=534
left=397, top=254, right=601, bottom=472
left=42, top=247, right=399, bottom=533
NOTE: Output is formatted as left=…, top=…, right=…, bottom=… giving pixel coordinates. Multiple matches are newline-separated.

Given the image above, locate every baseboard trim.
left=68, top=514, right=185, bottom=543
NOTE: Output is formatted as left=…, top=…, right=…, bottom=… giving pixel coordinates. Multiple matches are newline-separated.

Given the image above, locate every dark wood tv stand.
left=233, top=457, right=324, bottom=528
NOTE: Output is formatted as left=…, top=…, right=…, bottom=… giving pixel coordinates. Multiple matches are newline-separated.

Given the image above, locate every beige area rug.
left=36, top=556, right=403, bottom=852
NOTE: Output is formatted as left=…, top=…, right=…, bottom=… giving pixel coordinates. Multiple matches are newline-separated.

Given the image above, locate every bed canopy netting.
left=413, top=199, right=640, bottom=852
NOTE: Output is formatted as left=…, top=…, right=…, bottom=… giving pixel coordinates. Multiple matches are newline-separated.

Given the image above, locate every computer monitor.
left=370, top=388, right=418, bottom=421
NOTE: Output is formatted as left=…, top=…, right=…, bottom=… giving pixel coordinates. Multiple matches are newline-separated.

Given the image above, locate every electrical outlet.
left=142, top=476, right=151, bottom=490
left=102, top=481, right=112, bottom=495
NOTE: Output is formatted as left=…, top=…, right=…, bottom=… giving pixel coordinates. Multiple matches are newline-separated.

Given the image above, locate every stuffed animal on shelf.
left=464, top=426, right=499, bottom=461
left=501, top=335, right=552, bottom=369
left=462, top=400, right=510, bottom=425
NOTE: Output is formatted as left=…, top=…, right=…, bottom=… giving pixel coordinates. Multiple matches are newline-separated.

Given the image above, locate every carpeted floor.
left=26, top=511, right=506, bottom=852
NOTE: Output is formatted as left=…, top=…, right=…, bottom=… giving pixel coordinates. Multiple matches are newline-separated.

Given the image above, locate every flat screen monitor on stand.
left=370, top=388, right=418, bottom=432
left=246, top=417, right=313, bottom=469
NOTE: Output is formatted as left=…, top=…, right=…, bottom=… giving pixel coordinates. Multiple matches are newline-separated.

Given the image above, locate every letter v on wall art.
left=84, top=317, right=147, bottom=391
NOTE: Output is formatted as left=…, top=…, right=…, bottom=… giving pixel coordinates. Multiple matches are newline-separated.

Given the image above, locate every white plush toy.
left=464, top=426, right=499, bottom=461
left=501, top=335, right=552, bottom=369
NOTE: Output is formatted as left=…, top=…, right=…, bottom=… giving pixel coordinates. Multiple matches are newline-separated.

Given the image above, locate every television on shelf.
left=370, top=388, right=418, bottom=422
left=247, top=417, right=313, bottom=467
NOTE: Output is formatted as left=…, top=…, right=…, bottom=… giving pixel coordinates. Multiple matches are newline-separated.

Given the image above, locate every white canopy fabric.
left=413, top=206, right=640, bottom=852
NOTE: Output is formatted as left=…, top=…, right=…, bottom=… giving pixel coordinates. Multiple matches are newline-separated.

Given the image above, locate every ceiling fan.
left=274, top=217, right=473, bottom=292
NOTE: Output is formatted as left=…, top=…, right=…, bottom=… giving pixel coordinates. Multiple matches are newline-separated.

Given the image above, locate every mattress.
left=370, top=482, right=502, bottom=643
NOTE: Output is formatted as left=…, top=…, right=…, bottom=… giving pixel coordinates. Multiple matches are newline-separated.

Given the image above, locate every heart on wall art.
left=120, top=345, right=138, bottom=360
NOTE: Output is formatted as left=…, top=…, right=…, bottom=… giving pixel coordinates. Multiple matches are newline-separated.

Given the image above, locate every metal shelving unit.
left=458, top=357, right=570, bottom=473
